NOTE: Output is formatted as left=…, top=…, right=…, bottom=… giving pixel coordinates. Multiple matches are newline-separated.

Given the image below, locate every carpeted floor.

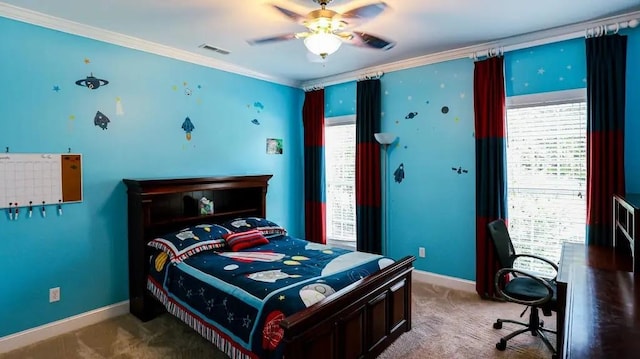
left=1, top=282, right=556, bottom=359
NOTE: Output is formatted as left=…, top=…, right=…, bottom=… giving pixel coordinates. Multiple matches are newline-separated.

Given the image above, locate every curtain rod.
left=470, top=18, right=639, bottom=60
left=303, top=85, right=324, bottom=92
left=303, top=71, right=384, bottom=91
left=585, top=18, right=639, bottom=38
left=358, top=71, right=384, bottom=81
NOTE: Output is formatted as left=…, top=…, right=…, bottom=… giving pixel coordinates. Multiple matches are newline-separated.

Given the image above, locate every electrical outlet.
left=419, top=247, right=426, bottom=258
left=49, top=287, right=60, bottom=303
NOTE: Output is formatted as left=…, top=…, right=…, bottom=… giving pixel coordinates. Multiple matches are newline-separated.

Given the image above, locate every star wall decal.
left=84, top=58, right=90, bottom=64
left=52, top=85, right=60, bottom=92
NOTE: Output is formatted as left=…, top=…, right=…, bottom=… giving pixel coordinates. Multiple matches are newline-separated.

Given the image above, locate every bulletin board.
left=0, top=153, right=82, bottom=209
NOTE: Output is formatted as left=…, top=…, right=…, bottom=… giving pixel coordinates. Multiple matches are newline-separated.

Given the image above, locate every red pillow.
left=223, top=230, right=269, bottom=251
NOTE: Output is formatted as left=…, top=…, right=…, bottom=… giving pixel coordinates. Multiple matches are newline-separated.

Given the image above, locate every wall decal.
left=441, top=106, right=449, bottom=114
left=405, top=112, right=418, bottom=119
left=115, top=97, right=124, bottom=116
left=452, top=166, right=469, bottom=174
left=266, top=138, right=283, bottom=155
left=184, top=88, right=192, bottom=96
left=254, top=102, right=264, bottom=112
left=94, top=111, right=110, bottom=130
left=172, top=85, right=178, bottom=91
left=75, top=73, right=109, bottom=90
left=394, top=163, right=405, bottom=183
left=52, top=85, right=60, bottom=92
left=425, top=100, right=430, bottom=104
left=251, top=119, right=260, bottom=125
left=83, top=58, right=90, bottom=64
left=182, top=117, right=195, bottom=141
left=69, top=115, right=75, bottom=120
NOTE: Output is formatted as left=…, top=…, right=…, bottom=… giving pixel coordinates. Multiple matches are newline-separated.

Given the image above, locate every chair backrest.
left=487, top=219, right=516, bottom=268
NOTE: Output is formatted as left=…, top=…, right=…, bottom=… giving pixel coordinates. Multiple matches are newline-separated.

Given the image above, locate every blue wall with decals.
left=325, top=28, right=640, bottom=281
left=2, top=12, right=640, bottom=341
left=0, top=17, right=304, bottom=338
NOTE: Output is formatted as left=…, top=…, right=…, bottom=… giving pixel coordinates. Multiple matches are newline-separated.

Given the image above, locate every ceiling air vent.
left=198, top=44, right=231, bottom=55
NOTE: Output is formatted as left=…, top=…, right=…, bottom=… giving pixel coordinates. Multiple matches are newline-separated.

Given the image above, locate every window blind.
left=325, top=123, right=357, bottom=242
left=506, top=101, right=587, bottom=275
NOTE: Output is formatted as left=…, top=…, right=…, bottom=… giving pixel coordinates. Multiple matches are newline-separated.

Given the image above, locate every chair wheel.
left=540, top=320, right=544, bottom=327
left=496, top=339, right=506, bottom=351
left=493, top=321, right=502, bottom=329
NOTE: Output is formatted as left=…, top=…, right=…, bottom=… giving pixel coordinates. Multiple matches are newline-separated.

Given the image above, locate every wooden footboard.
left=281, top=256, right=415, bottom=359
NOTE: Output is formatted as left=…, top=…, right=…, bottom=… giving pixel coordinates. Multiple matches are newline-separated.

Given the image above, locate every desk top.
left=560, top=243, right=640, bottom=359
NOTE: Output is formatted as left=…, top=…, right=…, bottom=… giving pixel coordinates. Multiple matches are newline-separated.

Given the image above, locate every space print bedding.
left=147, top=225, right=393, bottom=359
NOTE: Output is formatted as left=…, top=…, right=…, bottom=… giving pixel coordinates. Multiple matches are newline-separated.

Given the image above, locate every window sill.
left=327, top=238, right=356, bottom=251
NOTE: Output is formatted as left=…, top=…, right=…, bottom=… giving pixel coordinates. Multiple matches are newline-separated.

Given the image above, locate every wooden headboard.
left=122, top=174, right=272, bottom=320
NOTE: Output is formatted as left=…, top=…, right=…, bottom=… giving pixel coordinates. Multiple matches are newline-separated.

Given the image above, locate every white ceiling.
left=2, top=0, right=640, bottom=87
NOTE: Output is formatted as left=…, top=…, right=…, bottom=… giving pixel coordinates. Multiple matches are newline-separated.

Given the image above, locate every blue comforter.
left=148, top=235, right=393, bottom=359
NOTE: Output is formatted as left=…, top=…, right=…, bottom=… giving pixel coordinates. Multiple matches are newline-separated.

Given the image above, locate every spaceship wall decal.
left=182, top=117, right=195, bottom=140
left=94, top=111, right=110, bottom=130
left=394, top=163, right=405, bottom=183
left=76, top=73, right=109, bottom=90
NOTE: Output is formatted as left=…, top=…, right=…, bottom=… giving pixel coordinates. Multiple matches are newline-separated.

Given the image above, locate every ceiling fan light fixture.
left=304, top=32, right=342, bottom=58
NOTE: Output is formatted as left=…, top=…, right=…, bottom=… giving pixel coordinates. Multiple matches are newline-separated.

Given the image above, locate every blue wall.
left=326, top=81, right=356, bottom=116
left=380, top=59, right=476, bottom=279
left=0, top=17, right=304, bottom=338
left=2, top=13, right=640, bottom=340
left=625, top=28, right=640, bottom=193
left=325, top=28, right=640, bottom=281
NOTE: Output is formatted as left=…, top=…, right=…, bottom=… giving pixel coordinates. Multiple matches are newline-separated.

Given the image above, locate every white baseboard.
left=0, top=300, right=130, bottom=354
left=412, top=269, right=476, bottom=293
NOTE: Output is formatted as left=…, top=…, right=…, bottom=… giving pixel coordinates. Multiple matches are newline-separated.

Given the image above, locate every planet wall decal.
left=75, top=73, right=109, bottom=90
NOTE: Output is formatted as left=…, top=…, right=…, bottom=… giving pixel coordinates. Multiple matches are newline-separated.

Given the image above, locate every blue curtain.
left=355, top=79, right=382, bottom=254
left=585, top=34, right=627, bottom=247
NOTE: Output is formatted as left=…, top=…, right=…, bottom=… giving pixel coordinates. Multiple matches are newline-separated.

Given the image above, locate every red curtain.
left=474, top=56, right=507, bottom=299
left=302, top=89, right=326, bottom=244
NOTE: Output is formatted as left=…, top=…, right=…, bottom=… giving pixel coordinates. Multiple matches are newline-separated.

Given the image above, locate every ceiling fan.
left=247, top=0, right=395, bottom=59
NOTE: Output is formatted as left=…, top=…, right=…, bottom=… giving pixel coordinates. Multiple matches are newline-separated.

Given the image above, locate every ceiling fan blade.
left=271, top=4, right=307, bottom=23
left=247, top=33, right=298, bottom=45
left=349, top=32, right=395, bottom=50
left=341, top=2, right=388, bottom=20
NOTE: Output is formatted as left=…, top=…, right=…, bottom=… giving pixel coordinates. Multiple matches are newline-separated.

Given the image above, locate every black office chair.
left=487, top=219, right=558, bottom=358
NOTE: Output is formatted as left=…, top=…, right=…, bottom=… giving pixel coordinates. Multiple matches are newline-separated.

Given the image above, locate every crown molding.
left=2, top=2, right=638, bottom=90
left=0, top=3, right=301, bottom=88
left=300, top=10, right=640, bottom=89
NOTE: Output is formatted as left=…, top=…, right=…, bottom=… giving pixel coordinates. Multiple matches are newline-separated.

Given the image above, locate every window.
left=325, top=115, right=356, bottom=248
left=506, top=89, right=587, bottom=275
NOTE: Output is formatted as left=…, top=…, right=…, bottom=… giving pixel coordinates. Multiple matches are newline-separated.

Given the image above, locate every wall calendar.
left=0, top=153, right=82, bottom=210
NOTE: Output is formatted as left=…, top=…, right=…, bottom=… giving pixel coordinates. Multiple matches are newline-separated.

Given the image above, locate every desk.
left=613, top=193, right=640, bottom=272
left=557, top=242, right=639, bottom=358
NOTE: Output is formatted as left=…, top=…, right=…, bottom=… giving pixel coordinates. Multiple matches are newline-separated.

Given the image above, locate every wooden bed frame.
left=123, top=175, right=415, bottom=359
